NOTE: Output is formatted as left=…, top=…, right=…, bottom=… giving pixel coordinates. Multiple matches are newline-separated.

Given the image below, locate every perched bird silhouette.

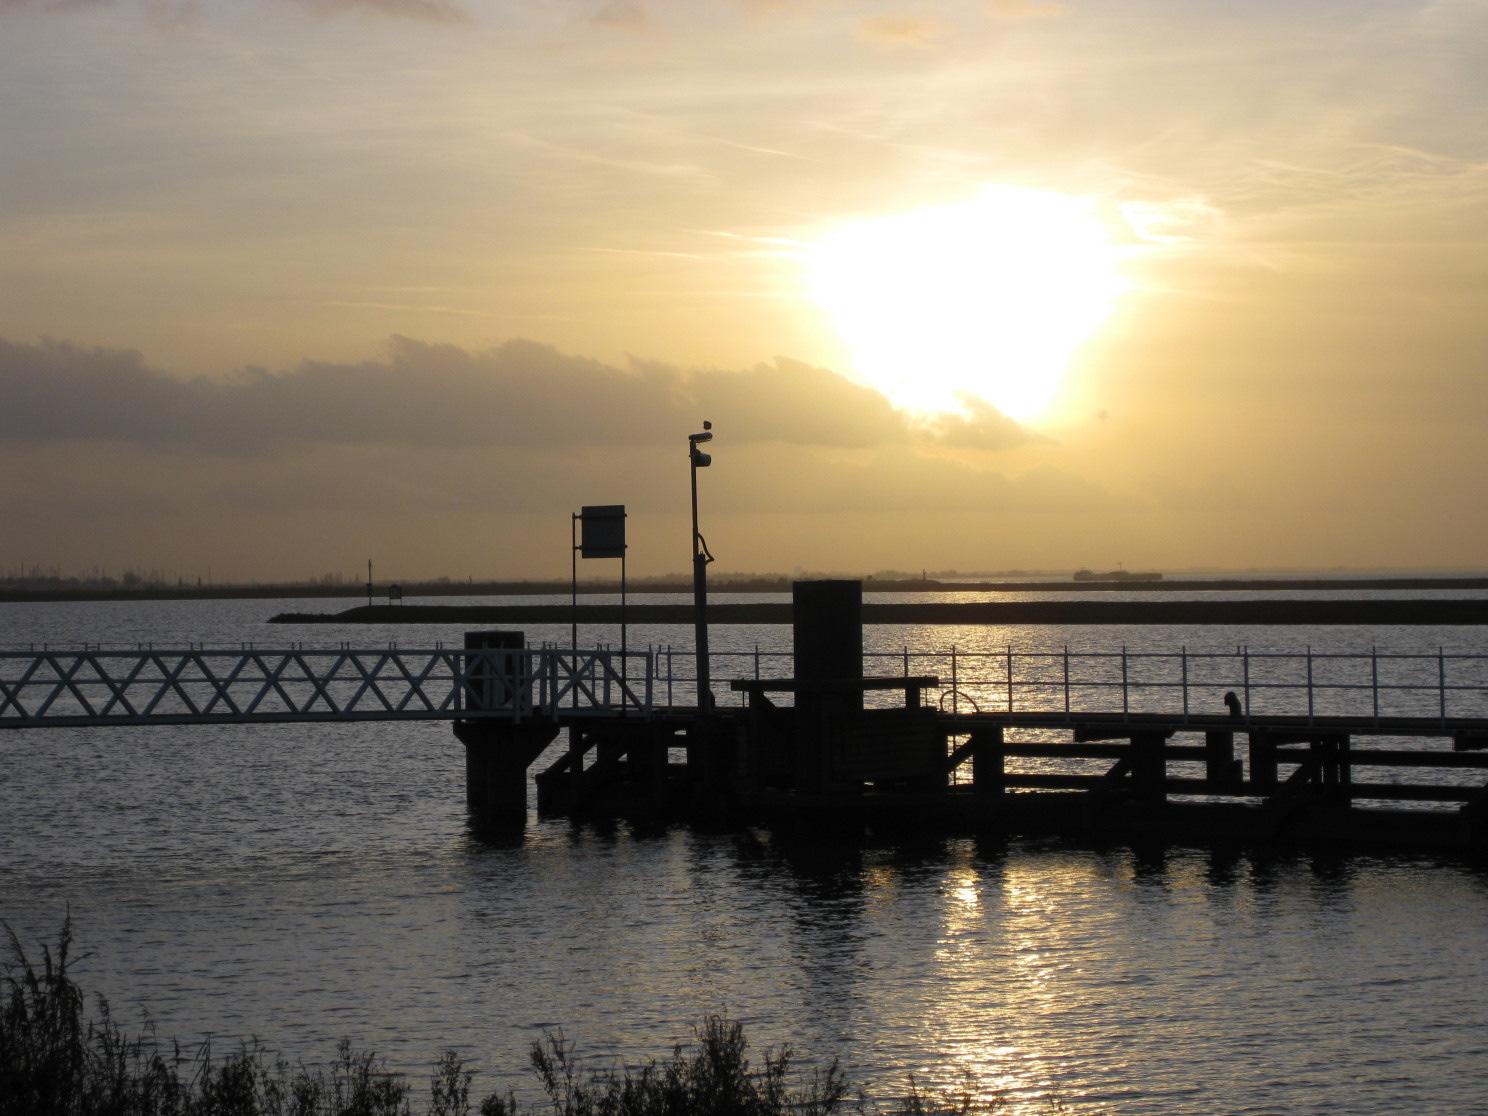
left=1223, top=691, right=1243, bottom=718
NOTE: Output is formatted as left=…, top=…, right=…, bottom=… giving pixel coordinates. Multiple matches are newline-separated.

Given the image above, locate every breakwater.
left=14, top=574, right=1488, bottom=604
left=270, top=598, right=1488, bottom=625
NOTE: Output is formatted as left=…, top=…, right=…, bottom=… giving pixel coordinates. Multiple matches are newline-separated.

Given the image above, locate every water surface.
left=3, top=597, right=1487, bottom=1114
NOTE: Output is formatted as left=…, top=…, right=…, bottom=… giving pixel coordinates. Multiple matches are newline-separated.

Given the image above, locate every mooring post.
left=793, top=579, right=863, bottom=793
left=454, top=630, right=559, bottom=829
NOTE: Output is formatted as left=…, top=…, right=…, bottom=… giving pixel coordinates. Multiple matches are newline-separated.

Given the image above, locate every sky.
left=3, top=0, right=1487, bottom=582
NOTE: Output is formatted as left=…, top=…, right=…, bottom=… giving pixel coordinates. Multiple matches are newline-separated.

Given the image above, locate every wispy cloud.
left=281, top=0, right=471, bottom=22
left=2, top=0, right=469, bottom=16
left=857, top=12, right=946, bottom=48
left=984, top=0, right=1061, bottom=20
left=0, top=0, right=114, bottom=10
left=591, top=1, right=645, bottom=30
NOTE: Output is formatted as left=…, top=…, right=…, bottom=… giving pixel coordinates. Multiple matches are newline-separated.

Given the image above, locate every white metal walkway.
left=0, top=646, right=651, bottom=728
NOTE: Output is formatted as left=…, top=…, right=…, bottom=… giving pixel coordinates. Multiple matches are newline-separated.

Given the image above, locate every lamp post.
left=689, top=421, right=715, bottom=712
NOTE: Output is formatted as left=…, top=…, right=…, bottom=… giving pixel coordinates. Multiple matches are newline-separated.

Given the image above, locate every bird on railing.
left=1224, top=691, right=1243, bottom=718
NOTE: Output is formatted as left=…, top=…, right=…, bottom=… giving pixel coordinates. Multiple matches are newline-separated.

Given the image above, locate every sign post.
left=689, top=423, right=715, bottom=712
left=572, top=505, right=628, bottom=707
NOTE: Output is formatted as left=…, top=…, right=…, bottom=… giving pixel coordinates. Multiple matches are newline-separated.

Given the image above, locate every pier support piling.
left=1249, top=730, right=1278, bottom=791
left=969, top=726, right=1005, bottom=797
left=454, top=629, right=558, bottom=829
left=792, top=580, right=863, bottom=794
left=454, top=721, right=560, bottom=827
left=1131, top=731, right=1168, bottom=804
left=1205, top=730, right=1243, bottom=788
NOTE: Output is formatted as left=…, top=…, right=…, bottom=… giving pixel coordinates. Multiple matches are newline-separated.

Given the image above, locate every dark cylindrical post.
left=463, top=629, right=526, bottom=711
left=1122, top=646, right=1129, bottom=719
left=456, top=629, right=557, bottom=830
left=689, top=424, right=714, bottom=712
left=571, top=514, right=578, bottom=655
left=1372, top=646, right=1379, bottom=725
left=1440, top=647, right=1447, bottom=727
left=792, top=579, right=863, bottom=793
left=621, top=549, right=627, bottom=710
left=693, top=542, right=711, bottom=709
left=793, top=580, right=863, bottom=693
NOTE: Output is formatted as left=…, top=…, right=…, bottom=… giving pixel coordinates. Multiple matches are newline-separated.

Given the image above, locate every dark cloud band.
left=0, top=335, right=1037, bottom=453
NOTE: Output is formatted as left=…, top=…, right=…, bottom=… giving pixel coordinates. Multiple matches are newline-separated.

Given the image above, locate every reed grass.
left=3, top=919, right=1014, bottom=1116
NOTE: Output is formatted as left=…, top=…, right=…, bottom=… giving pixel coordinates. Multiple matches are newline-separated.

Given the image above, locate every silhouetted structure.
left=7, top=584, right=1488, bottom=849
left=518, top=581, right=1488, bottom=850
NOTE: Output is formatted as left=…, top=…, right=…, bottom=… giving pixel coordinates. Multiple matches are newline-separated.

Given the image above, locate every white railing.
left=0, top=647, right=652, bottom=728
left=650, top=645, right=1488, bottom=726
left=7, top=643, right=1488, bottom=729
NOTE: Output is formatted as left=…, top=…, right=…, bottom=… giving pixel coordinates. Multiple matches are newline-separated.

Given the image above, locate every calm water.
left=3, top=597, right=1488, bottom=1114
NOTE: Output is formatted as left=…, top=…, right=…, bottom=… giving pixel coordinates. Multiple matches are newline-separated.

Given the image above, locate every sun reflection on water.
left=903, top=853, right=1100, bottom=1114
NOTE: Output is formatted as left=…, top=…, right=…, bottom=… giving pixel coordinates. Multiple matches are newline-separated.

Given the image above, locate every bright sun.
left=803, top=185, right=1126, bottom=421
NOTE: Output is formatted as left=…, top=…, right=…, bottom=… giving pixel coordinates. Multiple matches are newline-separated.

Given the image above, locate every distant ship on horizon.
left=1073, top=568, right=1164, bottom=582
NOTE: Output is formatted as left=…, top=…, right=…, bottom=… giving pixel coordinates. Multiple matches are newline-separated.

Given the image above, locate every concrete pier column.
left=792, top=580, right=863, bottom=793
left=463, top=629, right=526, bottom=709
left=454, top=721, right=559, bottom=828
left=455, top=629, right=557, bottom=829
left=793, top=580, right=863, bottom=693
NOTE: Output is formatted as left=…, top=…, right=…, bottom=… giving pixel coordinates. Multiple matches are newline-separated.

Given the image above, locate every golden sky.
left=3, top=0, right=1486, bottom=580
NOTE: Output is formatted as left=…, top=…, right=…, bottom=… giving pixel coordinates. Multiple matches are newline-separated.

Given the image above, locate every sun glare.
left=803, top=186, right=1126, bottom=421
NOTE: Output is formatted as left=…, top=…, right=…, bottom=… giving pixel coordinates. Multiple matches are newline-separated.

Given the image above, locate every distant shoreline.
left=271, top=599, right=1488, bottom=626
left=9, top=575, right=1488, bottom=605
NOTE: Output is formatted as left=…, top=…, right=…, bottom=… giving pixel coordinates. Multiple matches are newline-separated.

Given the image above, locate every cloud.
left=591, top=1, right=645, bottom=30
left=984, top=0, right=1061, bottom=19
left=857, top=12, right=945, bottom=48
left=0, top=0, right=469, bottom=18
left=0, top=335, right=1040, bottom=454
left=281, top=0, right=470, bottom=22
left=0, top=0, right=113, bottom=9
left=144, top=0, right=197, bottom=30
left=929, top=391, right=1050, bottom=451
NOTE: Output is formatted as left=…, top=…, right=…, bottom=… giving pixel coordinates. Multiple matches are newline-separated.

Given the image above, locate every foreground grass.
left=2, top=921, right=1013, bottom=1116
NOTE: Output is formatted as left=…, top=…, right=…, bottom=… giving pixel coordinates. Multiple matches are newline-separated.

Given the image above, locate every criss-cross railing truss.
left=0, top=647, right=653, bottom=728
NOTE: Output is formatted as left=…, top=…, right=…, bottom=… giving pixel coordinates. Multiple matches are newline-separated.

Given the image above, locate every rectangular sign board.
left=580, top=504, right=626, bottom=558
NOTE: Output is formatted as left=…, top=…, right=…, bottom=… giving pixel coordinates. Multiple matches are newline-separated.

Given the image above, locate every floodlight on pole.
left=689, top=421, right=715, bottom=712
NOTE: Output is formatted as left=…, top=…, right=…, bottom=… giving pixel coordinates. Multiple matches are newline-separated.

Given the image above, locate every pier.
left=5, top=580, right=1488, bottom=849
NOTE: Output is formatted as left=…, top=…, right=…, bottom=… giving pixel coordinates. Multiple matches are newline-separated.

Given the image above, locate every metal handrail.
left=6, top=644, right=1488, bottom=727
left=0, top=647, right=654, bottom=728
left=647, top=645, right=1488, bottom=724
